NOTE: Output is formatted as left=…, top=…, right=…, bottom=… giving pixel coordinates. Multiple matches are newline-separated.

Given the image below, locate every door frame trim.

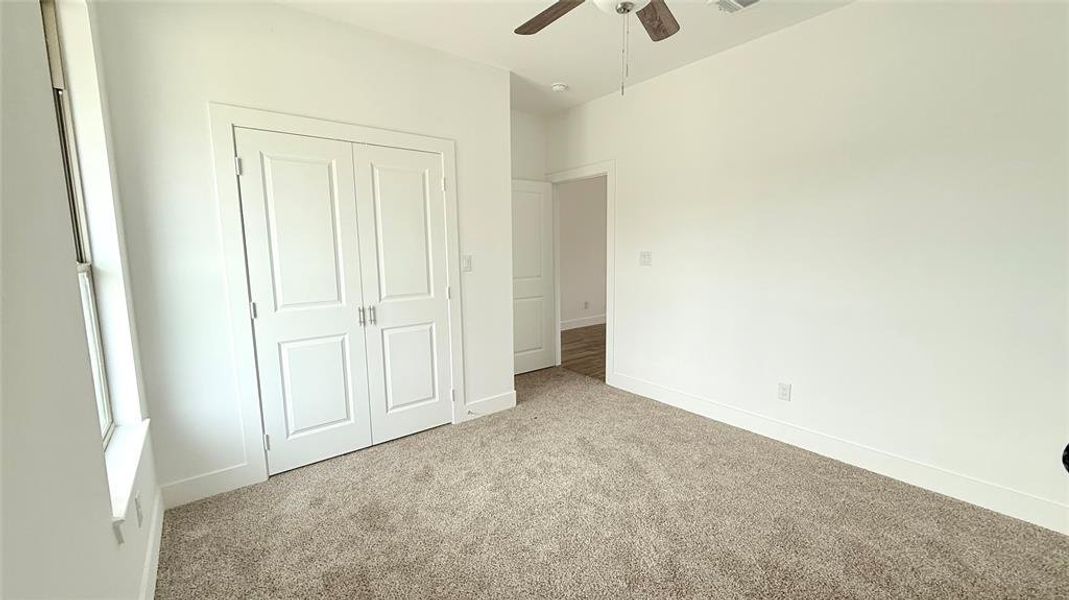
left=208, top=103, right=468, bottom=484
left=547, top=161, right=616, bottom=384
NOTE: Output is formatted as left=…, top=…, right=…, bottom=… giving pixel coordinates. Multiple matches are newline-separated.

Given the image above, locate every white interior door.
left=356, top=144, right=453, bottom=444
left=512, top=179, right=556, bottom=374
left=236, top=128, right=373, bottom=474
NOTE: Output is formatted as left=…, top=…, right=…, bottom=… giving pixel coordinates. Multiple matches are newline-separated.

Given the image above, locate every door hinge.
left=441, top=177, right=447, bottom=192
left=263, top=434, right=271, bottom=451
left=447, top=285, right=452, bottom=300
left=450, top=389, right=456, bottom=403
left=234, top=156, right=243, bottom=176
left=249, top=301, right=258, bottom=319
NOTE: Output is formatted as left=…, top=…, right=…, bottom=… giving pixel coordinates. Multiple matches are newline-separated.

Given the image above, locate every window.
left=42, top=0, right=115, bottom=445
left=76, top=262, right=113, bottom=442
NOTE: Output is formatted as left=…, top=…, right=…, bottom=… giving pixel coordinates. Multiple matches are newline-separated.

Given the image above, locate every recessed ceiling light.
left=551, top=82, right=569, bottom=93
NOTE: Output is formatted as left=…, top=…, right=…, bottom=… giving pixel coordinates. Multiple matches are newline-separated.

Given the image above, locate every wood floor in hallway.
left=560, top=323, right=605, bottom=381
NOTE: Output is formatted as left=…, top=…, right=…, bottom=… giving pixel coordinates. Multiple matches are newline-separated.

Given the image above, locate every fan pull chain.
left=620, top=13, right=631, bottom=96
left=620, top=14, right=626, bottom=95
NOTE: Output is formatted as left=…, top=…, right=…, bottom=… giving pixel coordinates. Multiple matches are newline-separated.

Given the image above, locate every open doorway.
left=556, top=176, right=607, bottom=381
left=512, top=162, right=613, bottom=382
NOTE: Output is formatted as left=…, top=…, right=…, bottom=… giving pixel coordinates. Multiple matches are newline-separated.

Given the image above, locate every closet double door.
left=236, top=128, right=453, bottom=474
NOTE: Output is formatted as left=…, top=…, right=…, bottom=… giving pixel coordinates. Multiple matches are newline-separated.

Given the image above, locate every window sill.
left=104, top=419, right=149, bottom=526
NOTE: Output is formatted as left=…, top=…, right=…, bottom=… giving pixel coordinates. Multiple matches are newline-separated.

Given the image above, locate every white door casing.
left=512, top=179, right=556, bottom=374
left=236, top=128, right=373, bottom=474
left=356, top=144, right=453, bottom=444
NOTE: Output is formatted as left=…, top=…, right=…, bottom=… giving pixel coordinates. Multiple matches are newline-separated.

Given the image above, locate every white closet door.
left=236, top=128, right=372, bottom=474
left=355, top=144, right=453, bottom=444
left=511, top=180, right=556, bottom=374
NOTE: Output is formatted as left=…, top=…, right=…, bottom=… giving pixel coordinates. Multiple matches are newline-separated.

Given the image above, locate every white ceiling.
left=289, top=0, right=850, bottom=114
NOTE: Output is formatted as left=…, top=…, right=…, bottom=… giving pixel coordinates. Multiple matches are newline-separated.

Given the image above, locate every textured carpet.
left=156, top=368, right=1068, bottom=599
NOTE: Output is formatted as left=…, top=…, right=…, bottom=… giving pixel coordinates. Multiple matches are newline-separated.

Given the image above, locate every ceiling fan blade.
left=636, top=0, right=680, bottom=42
left=515, top=1, right=585, bottom=35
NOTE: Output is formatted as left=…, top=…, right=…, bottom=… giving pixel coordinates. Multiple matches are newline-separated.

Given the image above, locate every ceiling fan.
left=516, top=0, right=681, bottom=42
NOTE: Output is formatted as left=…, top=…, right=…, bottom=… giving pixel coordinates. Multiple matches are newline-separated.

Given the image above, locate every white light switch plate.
left=778, top=382, right=792, bottom=402
left=639, top=251, right=653, bottom=267
left=461, top=254, right=473, bottom=272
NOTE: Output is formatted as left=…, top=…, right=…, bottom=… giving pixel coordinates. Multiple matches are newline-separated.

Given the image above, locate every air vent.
left=713, top=0, right=760, bottom=14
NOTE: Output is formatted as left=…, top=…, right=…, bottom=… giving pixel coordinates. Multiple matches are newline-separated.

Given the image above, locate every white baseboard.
left=609, top=371, right=1069, bottom=534
left=458, top=390, right=516, bottom=422
left=138, top=493, right=165, bottom=600
left=165, top=391, right=521, bottom=506
left=560, top=314, right=606, bottom=331
left=160, top=462, right=266, bottom=508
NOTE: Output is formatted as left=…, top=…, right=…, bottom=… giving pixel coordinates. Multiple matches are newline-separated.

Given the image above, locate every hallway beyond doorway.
left=561, top=324, right=605, bottom=381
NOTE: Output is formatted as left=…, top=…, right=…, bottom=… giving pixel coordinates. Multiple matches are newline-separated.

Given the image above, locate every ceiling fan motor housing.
left=593, top=0, right=651, bottom=15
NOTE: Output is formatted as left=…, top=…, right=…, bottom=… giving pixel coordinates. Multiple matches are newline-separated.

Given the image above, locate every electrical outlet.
left=639, top=251, right=653, bottom=266
left=777, top=382, right=792, bottom=402
left=583, top=301, right=589, bottom=310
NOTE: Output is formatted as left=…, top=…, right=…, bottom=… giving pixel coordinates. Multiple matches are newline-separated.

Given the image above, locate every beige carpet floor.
left=156, top=368, right=1068, bottom=599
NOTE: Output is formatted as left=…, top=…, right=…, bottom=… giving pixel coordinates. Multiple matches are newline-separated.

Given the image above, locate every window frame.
left=77, top=263, right=115, bottom=445
left=43, top=0, right=116, bottom=447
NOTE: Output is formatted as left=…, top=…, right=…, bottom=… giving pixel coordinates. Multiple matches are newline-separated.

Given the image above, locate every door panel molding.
left=278, top=333, right=354, bottom=438
left=369, top=161, right=434, bottom=302
left=208, top=104, right=467, bottom=490
left=511, top=179, right=556, bottom=374
left=381, top=323, right=439, bottom=413
left=260, top=153, right=346, bottom=311
left=357, top=143, right=452, bottom=444
left=236, top=128, right=372, bottom=474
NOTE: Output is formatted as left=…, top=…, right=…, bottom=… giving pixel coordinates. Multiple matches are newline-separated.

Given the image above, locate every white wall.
left=92, top=1, right=515, bottom=504
left=1, top=3, right=160, bottom=597
left=547, top=0, right=1068, bottom=532
left=558, top=177, right=607, bottom=328
left=511, top=109, right=548, bottom=181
